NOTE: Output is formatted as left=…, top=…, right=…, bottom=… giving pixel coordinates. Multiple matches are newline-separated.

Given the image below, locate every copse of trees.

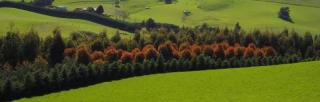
left=1, top=25, right=320, bottom=100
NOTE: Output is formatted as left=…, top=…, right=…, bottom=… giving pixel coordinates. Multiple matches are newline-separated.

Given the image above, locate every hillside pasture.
left=5, top=0, right=320, bottom=33
left=0, top=7, right=131, bottom=37
left=16, top=61, right=320, bottom=102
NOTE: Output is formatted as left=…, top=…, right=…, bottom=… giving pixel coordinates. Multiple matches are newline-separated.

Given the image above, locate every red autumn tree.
left=64, top=48, right=76, bottom=58
left=143, top=45, right=159, bottom=60
left=262, top=47, right=277, bottom=57
left=214, top=44, right=225, bottom=59
left=254, top=48, right=265, bottom=57
left=93, top=59, right=104, bottom=65
left=134, top=52, right=145, bottom=63
left=91, top=51, right=105, bottom=61
left=203, top=45, right=214, bottom=57
left=131, top=48, right=141, bottom=57
left=142, top=44, right=155, bottom=53
left=120, top=51, right=133, bottom=64
left=172, top=47, right=180, bottom=59
left=104, top=47, right=119, bottom=62
left=225, top=47, right=235, bottom=58
left=220, top=41, right=230, bottom=50
left=191, top=44, right=202, bottom=56
left=248, top=43, right=257, bottom=50
left=179, top=42, right=191, bottom=51
left=234, top=46, right=245, bottom=58
left=76, top=47, right=91, bottom=65
left=244, top=47, right=255, bottom=58
left=180, top=49, right=192, bottom=59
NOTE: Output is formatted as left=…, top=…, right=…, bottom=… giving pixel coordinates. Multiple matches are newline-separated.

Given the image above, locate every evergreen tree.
left=22, top=29, right=40, bottom=62
left=49, top=28, right=65, bottom=66
left=91, top=40, right=104, bottom=51
left=234, top=22, right=241, bottom=33
left=3, top=79, right=13, bottom=98
left=133, top=31, right=141, bottom=43
left=111, top=31, right=121, bottom=43
left=156, top=55, right=165, bottom=72
left=95, top=5, right=104, bottom=14
left=2, top=31, right=22, bottom=66
left=146, top=18, right=156, bottom=31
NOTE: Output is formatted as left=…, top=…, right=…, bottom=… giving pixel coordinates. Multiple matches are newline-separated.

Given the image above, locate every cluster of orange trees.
left=64, top=41, right=277, bottom=65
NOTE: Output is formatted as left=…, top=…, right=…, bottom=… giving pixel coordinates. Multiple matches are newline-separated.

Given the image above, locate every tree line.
left=1, top=24, right=320, bottom=100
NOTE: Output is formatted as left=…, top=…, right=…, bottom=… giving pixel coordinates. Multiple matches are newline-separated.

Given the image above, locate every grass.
left=257, top=0, right=320, bottom=8
left=41, top=0, right=320, bottom=33
left=5, top=0, right=320, bottom=33
left=16, top=61, right=320, bottom=102
left=0, top=7, right=131, bottom=38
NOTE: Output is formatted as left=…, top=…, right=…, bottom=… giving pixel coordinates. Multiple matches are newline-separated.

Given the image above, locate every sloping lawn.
left=16, top=61, right=320, bottom=102
left=0, top=8, right=131, bottom=37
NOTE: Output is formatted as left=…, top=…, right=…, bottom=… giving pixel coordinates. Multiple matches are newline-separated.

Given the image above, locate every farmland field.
left=5, top=0, right=320, bottom=33
left=42, top=0, right=320, bottom=33
left=0, top=8, right=131, bottom=37
left=16, top=61, right=320, bottom=102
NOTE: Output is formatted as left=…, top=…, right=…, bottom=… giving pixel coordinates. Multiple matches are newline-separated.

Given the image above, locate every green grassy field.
left=16, top=61, right=320, bottom=102
left=5, top=0, right=320, bottom=33
left=257, top=0, right=320, bottom=8
left=0, top=7, right=131, bottom=37
left=39, top=0, right=320, bottom=33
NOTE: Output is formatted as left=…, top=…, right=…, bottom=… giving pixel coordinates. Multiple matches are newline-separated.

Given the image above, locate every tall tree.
left=111, top=31, right=121, bottom=43
left=49, top=28, right=65, bottom=66
left=2, top=31, right=21, bottom=66
left=22, top=29, right=40, bottom=62
left=146, top=18, right=156, bottom=31
left=95, top=5, right=104, bottom=14
left=234, top=22, right=241, bottom=33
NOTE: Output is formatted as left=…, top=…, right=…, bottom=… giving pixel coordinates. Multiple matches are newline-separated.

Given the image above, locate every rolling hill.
left=46, top=0, right=320, bottom=33
left=16, top=61, right=320, bottom=102
left=0, top=7, right=131, bottom=37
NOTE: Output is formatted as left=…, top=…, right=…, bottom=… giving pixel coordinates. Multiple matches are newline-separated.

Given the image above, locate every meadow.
left=0, top=7, right=131, bottom=37
left=4, top=0, right=320, bottom=33
left=16, top=61, right=320, bottom=102
left=46, top=0, right=320, bottom=33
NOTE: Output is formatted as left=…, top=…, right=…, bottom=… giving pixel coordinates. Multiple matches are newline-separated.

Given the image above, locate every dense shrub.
left=279, top=7, right=293, bottom=22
